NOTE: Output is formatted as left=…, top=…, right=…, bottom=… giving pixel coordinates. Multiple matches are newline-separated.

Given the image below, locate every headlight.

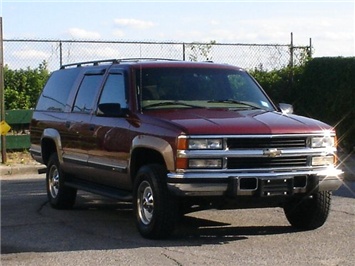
left=311, top=136, right=335, bottom=148
left=188, top=139, right=223, bottom=150
left=176, top=136, right=223, bottom=170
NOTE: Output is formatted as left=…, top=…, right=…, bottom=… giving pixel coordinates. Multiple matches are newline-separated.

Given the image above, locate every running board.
left=65, top=178, right=133, bottom=202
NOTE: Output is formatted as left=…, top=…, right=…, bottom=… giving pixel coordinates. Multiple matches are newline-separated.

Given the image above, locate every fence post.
left=288, top=32, right=294, bottom=101
left=59, top=41, right=63, bottom=68
left=182, top=43, right=186, bottom=61
left=289, top=32, right=294, bottom=68
left=0, top=17, right=6, bottom=163
left=308, top=38, right=313, bottom=58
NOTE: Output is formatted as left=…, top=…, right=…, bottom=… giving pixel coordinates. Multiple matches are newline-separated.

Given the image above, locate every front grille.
left=227, top=137, right=307, bottom=149
left=227, top=156, right=308, bottom=169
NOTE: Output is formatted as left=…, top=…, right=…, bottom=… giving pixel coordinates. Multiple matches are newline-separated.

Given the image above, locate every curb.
left=0, top=164, right=45, bottom=179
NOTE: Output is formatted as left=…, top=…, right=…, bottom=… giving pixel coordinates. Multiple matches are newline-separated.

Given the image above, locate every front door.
left=87, top=70, right=133, bottom=189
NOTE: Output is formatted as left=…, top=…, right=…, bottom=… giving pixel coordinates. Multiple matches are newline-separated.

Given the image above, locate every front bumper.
left=167, top=168, right=344, bottom=197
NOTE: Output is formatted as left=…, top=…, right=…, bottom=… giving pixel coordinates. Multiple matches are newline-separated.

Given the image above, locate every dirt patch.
left=2, top=151, right=38, bottom=166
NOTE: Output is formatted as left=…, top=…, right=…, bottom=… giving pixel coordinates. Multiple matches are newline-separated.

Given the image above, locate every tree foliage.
left=4, top=61, right=50, bottom=110
left=251, top=57, right=355, bottom=152
left=188, top=41, right=216, bottom=62
left=293, top=57, right=355, bottom=152
left=250, top=65, right=305, bottom=105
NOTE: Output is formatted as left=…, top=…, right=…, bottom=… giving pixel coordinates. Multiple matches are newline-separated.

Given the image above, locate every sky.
left=1, top=0, right=354, bottom=59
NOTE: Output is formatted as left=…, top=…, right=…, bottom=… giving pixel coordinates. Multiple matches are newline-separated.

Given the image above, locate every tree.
left=187, top=41, right=216, bottom=62
left=4, top=61, right=49, bottom=110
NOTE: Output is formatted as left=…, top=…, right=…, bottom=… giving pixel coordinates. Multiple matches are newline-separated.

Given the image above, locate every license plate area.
left=259, top=177, right=294, bottom=196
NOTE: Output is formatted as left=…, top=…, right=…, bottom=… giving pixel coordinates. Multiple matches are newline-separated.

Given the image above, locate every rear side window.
left=36, top=68, right=78, bottom=111
left=73, top=74, right=104, bottom=113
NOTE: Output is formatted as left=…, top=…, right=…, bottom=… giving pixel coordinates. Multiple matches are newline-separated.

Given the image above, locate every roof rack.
left=60, top=58, right=182, bottom=69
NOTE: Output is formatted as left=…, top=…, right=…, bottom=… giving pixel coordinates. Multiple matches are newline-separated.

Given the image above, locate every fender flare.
left=131, top=135, right=175, bottom=171
left=41, top=128, right=63, bottom=164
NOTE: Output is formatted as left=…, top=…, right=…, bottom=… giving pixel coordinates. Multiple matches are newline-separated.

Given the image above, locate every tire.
left=133, top=164, right=178, bottom=239
left=284, top=191, right=332, bottom=230
left=46, top=153, right=77, bottom=209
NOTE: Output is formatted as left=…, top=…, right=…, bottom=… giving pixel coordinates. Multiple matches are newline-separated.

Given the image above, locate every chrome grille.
left=227, top=156, right=308, bottom=169
left=227, top=137, right=307, bottom=149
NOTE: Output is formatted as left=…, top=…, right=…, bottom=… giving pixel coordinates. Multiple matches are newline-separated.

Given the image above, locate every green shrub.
left=251, top=57, right=355, bottom=152
left=4, top=61, right=49, bottom=110
left=293, top=57, right=355, bottom=152
left=250, top=66, right=302, bottom=104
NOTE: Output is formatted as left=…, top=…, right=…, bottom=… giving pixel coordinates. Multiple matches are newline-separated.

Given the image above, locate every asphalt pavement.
left=1, top=173, right=355, bottom=265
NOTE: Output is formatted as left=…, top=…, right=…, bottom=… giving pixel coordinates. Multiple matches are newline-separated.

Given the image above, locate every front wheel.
left=46, top=153, right=77, bottom=209
left=284, top=191, right=332, bottom=230
left=133, top=164, right=178, bottom=239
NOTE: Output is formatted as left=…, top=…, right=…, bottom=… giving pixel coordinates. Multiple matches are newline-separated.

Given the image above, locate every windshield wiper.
left=207, top=99, right=261, bottom=109
left=143, top=101, right=204, bottom=109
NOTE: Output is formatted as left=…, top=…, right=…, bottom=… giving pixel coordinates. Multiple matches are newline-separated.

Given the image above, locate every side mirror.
left=279, top=103, right=294, bottom=114
left=97, top=103, right=126, bottom=117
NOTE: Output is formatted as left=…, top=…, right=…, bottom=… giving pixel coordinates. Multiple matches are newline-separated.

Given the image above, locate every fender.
left=41, top=128, right=63, bottom=164
left=131, top=135, right=175, bottom=171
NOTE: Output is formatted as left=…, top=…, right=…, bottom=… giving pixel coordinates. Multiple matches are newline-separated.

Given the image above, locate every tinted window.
left=98, top=73, right=127, bottom=108
left=137, top=67, right=275, bottom=111
left=36, top=68, right=78, bottom=111
left=73, top=74, right=103, bottom=113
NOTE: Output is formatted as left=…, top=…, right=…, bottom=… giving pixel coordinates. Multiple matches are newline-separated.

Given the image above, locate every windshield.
left=136, top=67, right=275, bottom=111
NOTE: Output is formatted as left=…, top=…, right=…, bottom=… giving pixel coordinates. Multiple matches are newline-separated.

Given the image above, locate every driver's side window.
left=99, top=73, right=127, bottom=108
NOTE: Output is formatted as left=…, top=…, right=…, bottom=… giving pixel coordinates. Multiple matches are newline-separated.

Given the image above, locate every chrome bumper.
left=167, top=168, right=344, bottom=196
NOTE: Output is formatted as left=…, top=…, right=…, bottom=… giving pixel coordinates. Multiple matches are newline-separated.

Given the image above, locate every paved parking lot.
left=1, top=173, right=354, bottom=266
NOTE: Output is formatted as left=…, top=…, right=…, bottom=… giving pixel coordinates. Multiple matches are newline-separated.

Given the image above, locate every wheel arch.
left=130, top=135, right=175, bottom=181
left=41, top=128, right=63, bottom=165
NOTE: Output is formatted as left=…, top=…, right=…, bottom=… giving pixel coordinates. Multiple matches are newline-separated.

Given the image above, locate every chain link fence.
left=4, top=38, right=311, bottom=71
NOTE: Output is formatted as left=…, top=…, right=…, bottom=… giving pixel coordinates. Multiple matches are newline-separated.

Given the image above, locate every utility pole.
left=0, top=17, right=6, bottom=163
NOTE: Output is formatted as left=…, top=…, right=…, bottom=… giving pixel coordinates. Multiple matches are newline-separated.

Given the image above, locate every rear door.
left=62, top=68, right=106, bottom=180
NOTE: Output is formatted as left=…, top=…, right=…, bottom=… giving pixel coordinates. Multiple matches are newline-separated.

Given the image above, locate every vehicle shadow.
left=175, top=215, right=298, bottom=240
left=333, top=180, right=355, bottom=199
left=75, top=192, right=299, bottom=238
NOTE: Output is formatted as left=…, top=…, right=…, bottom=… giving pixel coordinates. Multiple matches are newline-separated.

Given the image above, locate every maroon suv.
left=30, top=59, right=343, bottom=238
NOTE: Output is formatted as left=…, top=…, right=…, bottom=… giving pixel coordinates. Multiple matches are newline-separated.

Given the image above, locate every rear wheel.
left=46, top=153, right=77, bottom=209
left=284, top=191, right=331, bottom=230
left=133, top=164, right=178, bottom=239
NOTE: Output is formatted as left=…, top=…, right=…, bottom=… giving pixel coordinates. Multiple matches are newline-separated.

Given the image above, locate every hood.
left=144, top=108, right=333, bottom=135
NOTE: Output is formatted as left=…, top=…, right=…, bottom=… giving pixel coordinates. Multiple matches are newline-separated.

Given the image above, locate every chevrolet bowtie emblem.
left=263, top=148, right=282, bottom=157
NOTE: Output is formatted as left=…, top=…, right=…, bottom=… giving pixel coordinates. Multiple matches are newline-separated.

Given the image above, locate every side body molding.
left=131, top=135, right=175, bottom=171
